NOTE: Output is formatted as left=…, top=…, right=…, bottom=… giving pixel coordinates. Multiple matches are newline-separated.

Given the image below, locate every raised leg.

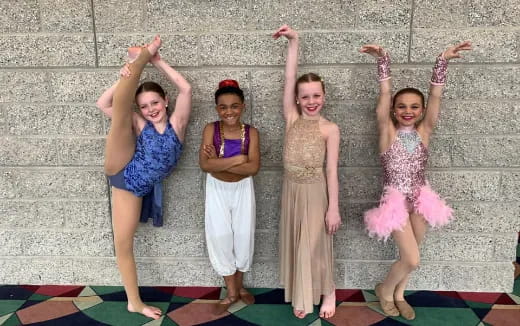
left=104, top=36, right=161, bottom=175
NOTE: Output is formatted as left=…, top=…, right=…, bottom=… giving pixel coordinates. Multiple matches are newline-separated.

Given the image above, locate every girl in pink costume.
left=360, top=41, right=472, bottom=320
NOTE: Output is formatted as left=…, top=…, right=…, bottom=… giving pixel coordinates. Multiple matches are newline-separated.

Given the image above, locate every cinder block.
left=335, top=231, right=396, bottom=260
left=200, top=33, right=286, bottom=66
left=134, top=229, right=206, bottom=257
left=3, top=104, right=105, bottom=136
left=0, top=1, right=40, bottom=33
left=250, top=260, right=280, bottom=288
left=254, top=230, right=278, bottom=258
left=93, top=0, right=144, bottom=33
left=325, top=101, right=378, bottom=136
left=468, top=0, right=520, bottom=27
left=250, top=0, right=356, bottom=30
left=411, top=29, right=519, bottom=63
left=252, top=103, right=285, bottom=168
left=49, top=71, right=118, bottom=103
left=452, top=137, right=520, bottom=167
left=427, top=171, right=501, bottom=201
left=0, top=137, right=59, bottom=166
left=441, top=263, right=514, bottom=292
left=0, top=258, right=74, bottom=284
left=501, top=172, right=520, bottom=200
left=72, top=258, right=120, bottom=285
left=0, top=71, right=49, bottom=102
left=446, top=201, right=520, bottom=233
left=159, top=259, right=222, bottom=286
left=39, top=0, right=92, bottom=32
left=144, top=0, right=249, bottom=32
left=427, top=136, right=452, bottom=168
left=64, top=201, right=111, bottom=229
left=175, top=133, right=201, bottom=169
left=0, top=168, right=108, bottom=199
left=345, top=261, right=391, bottom=289
left=162, top=168, right=205, bottom=229
left=341, top=168, right=382, bottom=202
left=301, top=31, right=409, bottom=65
left=493, top=233, right=518, bottom=261
left=436, top=101, right=520, bottom=135
left=0, top=35, right=95, bottom=67
left=24, top=230, right=113, bottom=256
left=445, top=66, right=520, bottom=100
left=343, top=202, right=375, bottom=234
left=0, top=230, right=23, bottom=255
left=406, top=264, right=443, bottom=290
left=59, top=138, right=104, bottom=166
left=335, top=260, right=347, bottom=289
left=357, top=0, right=411, bottom=29
left=421, top=233, right=496, bottom=262
left=413, top=0, right=468, bottom=28
left=0, top=201, right=70, bottom=228
left=254, top=169, right=283, bottom=230
left=96, top=34, right=199, bottom=67
left=347, top=135, right=379, bottom=167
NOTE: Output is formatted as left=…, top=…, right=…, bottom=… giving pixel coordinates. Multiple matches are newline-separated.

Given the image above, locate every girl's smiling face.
left=296, top=81, right=325, bottom=117
left=393, top=92, right=424, bottom=127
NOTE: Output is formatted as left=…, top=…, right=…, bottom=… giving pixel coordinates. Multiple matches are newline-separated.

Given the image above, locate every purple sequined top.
left=213, top=121, right=250, bottom=158
left=381, top=130, right=428, bottom=203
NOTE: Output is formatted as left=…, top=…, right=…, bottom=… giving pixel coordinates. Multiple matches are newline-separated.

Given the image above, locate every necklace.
left=218, top=121, right=245, bottom=158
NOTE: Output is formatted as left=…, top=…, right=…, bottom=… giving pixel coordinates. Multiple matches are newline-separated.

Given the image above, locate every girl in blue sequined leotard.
left=96, top=36, right=192, bottom=320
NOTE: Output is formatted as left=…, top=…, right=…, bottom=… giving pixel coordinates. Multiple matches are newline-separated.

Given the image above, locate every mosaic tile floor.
left=1, top=237, right=518, bottom=326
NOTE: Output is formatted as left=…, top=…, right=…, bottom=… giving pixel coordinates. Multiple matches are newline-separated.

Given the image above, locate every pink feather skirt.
left=364, top=184, right=453, bottom=241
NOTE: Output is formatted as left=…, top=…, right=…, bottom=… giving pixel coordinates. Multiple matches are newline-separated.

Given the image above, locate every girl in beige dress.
left=273, top=25, right=342, bottom=320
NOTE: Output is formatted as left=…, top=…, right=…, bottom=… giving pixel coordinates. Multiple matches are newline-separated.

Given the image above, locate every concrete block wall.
left=0, top=0, right=518, bottom=292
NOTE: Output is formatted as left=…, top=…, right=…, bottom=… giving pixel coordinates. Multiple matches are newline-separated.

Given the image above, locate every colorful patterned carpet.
left=1, top=237, right=518, bottom=325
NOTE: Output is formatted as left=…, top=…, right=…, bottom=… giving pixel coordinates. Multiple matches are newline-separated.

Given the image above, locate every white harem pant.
left=204, top=173, right=256, bottom=276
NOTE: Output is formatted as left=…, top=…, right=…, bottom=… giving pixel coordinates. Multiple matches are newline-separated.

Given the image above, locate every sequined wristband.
left=377, top=52, right=391, bottom=82
left=431, top=54, right=448, bottom=85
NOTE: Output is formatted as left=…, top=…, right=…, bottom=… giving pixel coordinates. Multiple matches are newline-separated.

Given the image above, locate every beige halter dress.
left=279, top=116, right=335, bottom=314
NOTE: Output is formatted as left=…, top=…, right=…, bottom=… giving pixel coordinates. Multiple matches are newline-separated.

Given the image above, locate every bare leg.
left=393, top=212, right=427, bottom=320
left=236, top=271, right=255, bottom=304
left=319, top=288, right=336, bottom=319
left=376, top=219, right=420, bottom=316
left=104, top=36, right=161, bottom=175
left=111, top=188, right=161, bottom=319
left=215, top=273, right=239, bottom=315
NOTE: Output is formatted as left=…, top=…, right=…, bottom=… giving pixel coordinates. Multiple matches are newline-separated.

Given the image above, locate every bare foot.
left=127, top=35, right=162, bottom=63
left=293, top=308, right=306, bottom=319
left=319, top=290, right=336, bottom=319
left=238, top=288, right=255, bottom=305
left=127, top=302, right=162, bottom=320
left=214, top=296, right=238, bottom=315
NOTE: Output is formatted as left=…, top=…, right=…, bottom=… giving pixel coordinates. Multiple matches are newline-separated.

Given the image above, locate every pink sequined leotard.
left=381, top=130, right=428, bottom=205
left=364, top=129, right=453, bottom=240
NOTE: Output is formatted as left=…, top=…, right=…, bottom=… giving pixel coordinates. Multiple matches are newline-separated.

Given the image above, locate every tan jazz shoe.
left=395, top=300, right=416, bottom=320
left=375, top=283, right=400, bottom=317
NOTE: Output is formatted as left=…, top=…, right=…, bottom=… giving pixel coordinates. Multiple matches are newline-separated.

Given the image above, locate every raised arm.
left=152, top=54, right=192, bottom=142
left=199, top=123, right=248, bottom=173
left=226, top=127, right=261, bottom=176
left=323, top=121, right=341, bottom=235
left=95, top=64, right=133, bottom=117
left=421, top=41, right=472, bottom=136
left=273, top=24, right=299, bottom=123
left=360, top=45, right=393, bottom=131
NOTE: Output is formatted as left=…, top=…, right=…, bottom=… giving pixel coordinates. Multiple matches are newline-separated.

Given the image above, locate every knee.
left=113, top=237, right=133, bottom=256
left=401, top=256, right=420, bottom=271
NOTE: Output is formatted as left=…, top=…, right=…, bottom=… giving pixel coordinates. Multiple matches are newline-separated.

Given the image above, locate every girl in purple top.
left=199, top=80, right=261, bottom=314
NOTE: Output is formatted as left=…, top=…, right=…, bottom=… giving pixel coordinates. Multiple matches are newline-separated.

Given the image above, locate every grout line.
left=89, top=0, right=99, bottom=68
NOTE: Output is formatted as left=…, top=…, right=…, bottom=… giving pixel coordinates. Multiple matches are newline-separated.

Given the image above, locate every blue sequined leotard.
left=109, top=120, right=183, bottom=226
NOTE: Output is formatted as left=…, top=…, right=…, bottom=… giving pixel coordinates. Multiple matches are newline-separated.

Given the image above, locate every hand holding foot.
left=127, top=35, right=162, bottom=63
left=319, top=290, right=336, bottom=319
left=128, top=302, right=162, bottom=320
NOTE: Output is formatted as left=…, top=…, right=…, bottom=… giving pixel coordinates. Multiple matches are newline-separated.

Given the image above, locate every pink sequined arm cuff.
left=377, top=52, right=391, bottom=82
left=431, top=54, right=448, bottom=86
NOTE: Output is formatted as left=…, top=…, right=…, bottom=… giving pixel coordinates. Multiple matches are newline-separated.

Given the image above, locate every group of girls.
left=97, top=27, right=471, bottom=321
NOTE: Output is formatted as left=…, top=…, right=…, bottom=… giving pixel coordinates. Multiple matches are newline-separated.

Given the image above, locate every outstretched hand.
left=443, top=41, right=472, bottom=60
left=359, top=44, right=386, bottom=58
left=272, top=24, right=298, bottom=40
